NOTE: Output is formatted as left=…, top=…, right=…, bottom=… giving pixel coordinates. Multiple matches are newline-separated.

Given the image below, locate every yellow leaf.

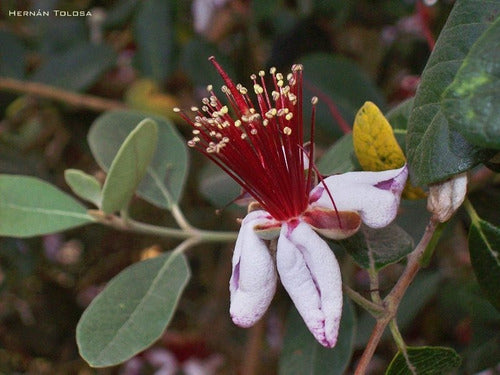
left=353, top=101, right=426, bottom=199
left=353, top=101, right=406, bottom=171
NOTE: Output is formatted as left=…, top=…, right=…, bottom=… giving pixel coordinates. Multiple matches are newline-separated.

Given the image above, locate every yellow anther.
left=190, top=106, right=199, bottom=112
left=234, top=120, right=242, bottom=127
left=276, top=73, right=283, bottom=80
left=206, top=84, right=213, bottom=91
left=272, top=91, right=280, bottom=101
left=265, top=108, right=277, bottom=118
left=220, top=105, right=229, bottom=114
left=311, top=96, right=319, bottom=105
left=277, top=108, right=289, bottom=116
left=173, top=107, right=181, bottom=112
left=285, top=113, right=293, bottom=121
left=259, top=70, right=265, bottom=77
left=270, top=67, right=276, bottom=74
left=283, top=127, right=292, bottom=135
left=254, top=84, right=264, bottom=95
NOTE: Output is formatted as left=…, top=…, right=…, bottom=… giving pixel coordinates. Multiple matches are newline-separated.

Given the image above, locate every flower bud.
left=427, top=173, right=467, bottom=222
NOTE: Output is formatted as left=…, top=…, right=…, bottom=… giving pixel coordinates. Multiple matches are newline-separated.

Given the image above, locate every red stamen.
left=181, top=59, right=324, bottom=222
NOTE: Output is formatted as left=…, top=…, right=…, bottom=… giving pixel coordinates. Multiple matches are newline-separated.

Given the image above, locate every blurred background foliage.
left=0, top=0, right=498, bottom=374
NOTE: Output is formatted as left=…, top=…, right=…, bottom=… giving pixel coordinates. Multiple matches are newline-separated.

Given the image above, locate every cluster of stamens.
left=175, top=57, right=319, bottom=221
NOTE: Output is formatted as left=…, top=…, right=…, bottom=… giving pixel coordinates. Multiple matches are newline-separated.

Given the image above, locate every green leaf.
left=64, top=169, right=102, bottom=207
left=101, top=119, right=159, bottom=214
left=386, top=346, right=461, bottom=375
left=302, top=53, right=386, bottom=138
left=279, top=298, right=355, bottom=375
left=0, top=175, right=94, bottom=238
left=442, top=16, right=500, bottom=149
left=339, top=223, right=414, bottom=271
left=133, top=0, right=174, bottom=82
left=406, top=0, right=498, bottom=185
left=0, top=30, right=27, bottom=79
left=469, top=217, right=500, bottom=312
left=317, top=133, right=357, bottom=175
left=77, top=251, right=190, bottom=367
left=88, top=110, right=188, bottom=209
left=180, top=37, right=237, bottom=88
left=29, top=42, right=117, bottom=92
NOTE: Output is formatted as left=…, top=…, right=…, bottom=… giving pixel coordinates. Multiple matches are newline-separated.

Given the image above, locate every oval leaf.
left=279, top=298, right=355, bottom=375
left=442, top=16, right=500, bottom=149
left=469, top=217, right=500, bottom=312
left=88, top=110, right=188, bottom=209
left=0, top=174, right=94, bottom=238
left=29, top=42, right=117, bottom=92
left=64, top=169, right=102, bottom=207
left=339, top=223, right=414, bottom=271
left=353, top=101, right=406, bottom=171
left=101, top=119, right=158, bottom=213
left=386, top=346, right=461, bottom=375
left=406, top=0, right=498, bottom=185
left=77, top=251, right=191, bottom=367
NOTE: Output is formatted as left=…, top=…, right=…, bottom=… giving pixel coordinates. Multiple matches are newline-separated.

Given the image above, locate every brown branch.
left=0, top=77, right=126, bottom=112
left=241, top=319, right=265, bottom=375
left=354, top=217, right=440, bottom=375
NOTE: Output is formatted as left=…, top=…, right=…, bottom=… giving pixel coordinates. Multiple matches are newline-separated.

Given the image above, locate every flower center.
left=176, top=57, right=317, bottom=221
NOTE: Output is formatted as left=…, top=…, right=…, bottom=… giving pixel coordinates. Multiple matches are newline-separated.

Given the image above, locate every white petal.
left=310, top=165, right=408, bottom=228
left=277, top=221, right=343, bottom=347
left=230, top=210, right=278, bottom=327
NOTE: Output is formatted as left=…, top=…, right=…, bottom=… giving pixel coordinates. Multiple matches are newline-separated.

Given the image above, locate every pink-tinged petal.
left=230, top=210, right=278, bottom=328
left=310, top=165, right=408, bottom=228
left=302, top=207, right=361, bottom=240
left=277, top=221, right=343, bottom=347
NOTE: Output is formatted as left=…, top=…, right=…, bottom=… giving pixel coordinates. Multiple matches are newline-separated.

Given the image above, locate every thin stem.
left=89, top=210, right=238, bottom=242
left=0, top=77, right=126, bottom=112
left=354, top=318, right=390, bottom=375
left=368, top=264, right=383, bottom=305
left=389, top=319, right=406, bottom=352
left=171, top=203, right=196, bottom=231
left=343, top=284, right=384, bottom=317
left=389, top=320, right=417, bottom=375
left=463, top=198, right=480, bottom=224
left=354, top=216, right=440, bottom=375
left=127, top=218, right=238, bottom=242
